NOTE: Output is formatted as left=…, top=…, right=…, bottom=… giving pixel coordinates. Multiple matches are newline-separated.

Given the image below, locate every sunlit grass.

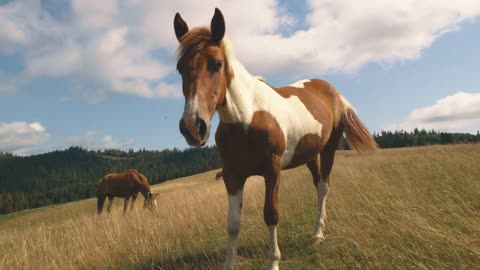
left=0, top=144, right=479, bottom=269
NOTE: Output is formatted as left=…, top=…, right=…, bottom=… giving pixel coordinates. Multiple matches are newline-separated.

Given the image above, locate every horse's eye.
left=209, top=59, right=223, bottom=73
left=215, top=60, right=223, bottom=71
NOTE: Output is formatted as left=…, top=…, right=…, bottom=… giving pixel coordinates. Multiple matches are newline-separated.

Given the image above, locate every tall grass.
left=0, top=144, right=479, bottom=269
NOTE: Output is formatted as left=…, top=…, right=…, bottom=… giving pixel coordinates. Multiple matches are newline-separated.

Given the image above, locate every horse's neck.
left=217, top=59, right=273, bottom=126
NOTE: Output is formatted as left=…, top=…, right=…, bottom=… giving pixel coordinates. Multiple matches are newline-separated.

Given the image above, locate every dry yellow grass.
left=0, top=144, right=479, bottom=269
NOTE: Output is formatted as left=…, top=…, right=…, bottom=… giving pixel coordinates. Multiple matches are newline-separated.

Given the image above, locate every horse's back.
left=98, top=172, right=136, bottom=197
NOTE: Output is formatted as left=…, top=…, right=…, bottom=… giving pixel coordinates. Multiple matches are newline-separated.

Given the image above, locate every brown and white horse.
left=97, top=169, right=158, bottom=215
left=174, top=8, right=378, bottom=270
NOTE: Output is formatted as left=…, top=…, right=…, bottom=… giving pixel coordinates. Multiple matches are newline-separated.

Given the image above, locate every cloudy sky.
left=1, top=0, right=480, bottom=155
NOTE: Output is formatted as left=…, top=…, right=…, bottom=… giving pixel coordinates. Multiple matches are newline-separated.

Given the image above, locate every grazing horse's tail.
left=340, top=95, right=379, bottom=153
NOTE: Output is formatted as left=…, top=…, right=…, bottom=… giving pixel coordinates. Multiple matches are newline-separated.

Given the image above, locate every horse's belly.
left=282, top=133, right=323, bottom=169
left=281, top=120, right=323, bottom=169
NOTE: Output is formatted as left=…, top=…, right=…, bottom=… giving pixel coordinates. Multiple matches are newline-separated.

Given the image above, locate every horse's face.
left=144, top=192, right=159, bottom=211
left=174, top=9, right=229, bottom=147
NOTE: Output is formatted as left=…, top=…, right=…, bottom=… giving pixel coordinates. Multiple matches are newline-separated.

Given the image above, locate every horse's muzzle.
left=179, top=117, right=209, bottom=147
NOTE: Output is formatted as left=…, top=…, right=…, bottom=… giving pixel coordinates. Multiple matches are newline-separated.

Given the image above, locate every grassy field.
left=0, top=144, right=479, bottom=269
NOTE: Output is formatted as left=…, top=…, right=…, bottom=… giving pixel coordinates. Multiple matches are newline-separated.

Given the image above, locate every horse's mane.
left=176, top=27, right=234, bottom=83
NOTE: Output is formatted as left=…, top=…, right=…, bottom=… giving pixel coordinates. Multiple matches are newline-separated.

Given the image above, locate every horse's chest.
left=216, top=112, right=284, bottom=175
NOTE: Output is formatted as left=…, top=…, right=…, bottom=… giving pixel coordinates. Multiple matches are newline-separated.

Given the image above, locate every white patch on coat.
left=289, top=79, right=311, bottom=88
left=218, top=43, right=323, bottom=169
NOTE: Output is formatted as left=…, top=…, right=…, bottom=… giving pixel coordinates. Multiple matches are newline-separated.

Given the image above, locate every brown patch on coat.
left=284, top=133, right=323, bottom=169
left=216, top=111, right=285, bottom=195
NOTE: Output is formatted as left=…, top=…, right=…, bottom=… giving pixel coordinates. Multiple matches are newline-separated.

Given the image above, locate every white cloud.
left=72, top=0, right=118, bottom=30
left=0, top=16, right=29, bottom=52
left=231, top=0, right=480, bottom=74
left=60, top=131, right=134, bottom=150
left=1, top=0, right=480, bottom=98
left=0, top=121, right=50, bottom=154
left=386, top=92, right=480, bottom=132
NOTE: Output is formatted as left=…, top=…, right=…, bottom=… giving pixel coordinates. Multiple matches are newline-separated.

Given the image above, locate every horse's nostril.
left=179, top=119, right=188, bottom=136
left=197, top=118, right=207, bottom=139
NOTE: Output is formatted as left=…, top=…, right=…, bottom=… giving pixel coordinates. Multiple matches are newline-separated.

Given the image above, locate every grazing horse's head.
left=143, top=192, right=158, bottom=211
left=174, top=8, right=232, bottom=147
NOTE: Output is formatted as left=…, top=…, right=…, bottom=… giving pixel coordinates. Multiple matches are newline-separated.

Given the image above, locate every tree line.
left=0, top=129, right=479, bottom=214
left=372, top=129, right=480, bottom=148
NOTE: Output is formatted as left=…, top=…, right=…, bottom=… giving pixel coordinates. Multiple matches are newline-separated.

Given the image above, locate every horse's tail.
left=96, top=178, right=104, bottom=197
left=340, top=95, right=379, bottom=153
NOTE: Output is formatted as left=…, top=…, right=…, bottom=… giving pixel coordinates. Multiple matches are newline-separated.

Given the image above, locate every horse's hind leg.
left=307, top=130, right=341, bottom=243
left=307, top=156, right=328, bottom=242
left=97, top=195, right=106, bottom=215
left=107, top=195, right=114, bottom=213
left=123, top=197, right=130, bottom=215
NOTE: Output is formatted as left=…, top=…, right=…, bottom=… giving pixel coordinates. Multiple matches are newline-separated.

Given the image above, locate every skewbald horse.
left=97, top=169, right=158, bottom=215
left=174, top=8, right=378, bottom=270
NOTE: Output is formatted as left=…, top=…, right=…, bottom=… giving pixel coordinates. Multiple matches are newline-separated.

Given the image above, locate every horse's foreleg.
left=97, top=195, right=106, bottom=215
left=123, top=197, right=130, bottom=215
left=264, top=155, right=282, bottom=270
left=223, top=173, right=246, bottom=270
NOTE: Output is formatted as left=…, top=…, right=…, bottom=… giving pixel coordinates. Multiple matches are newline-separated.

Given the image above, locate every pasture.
left=0, top=144, right=479, bottom=269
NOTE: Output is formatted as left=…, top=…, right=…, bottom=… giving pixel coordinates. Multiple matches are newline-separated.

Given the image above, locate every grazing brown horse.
left=97, top=169, right=158, bottom=215
left=174, top=8, right=378, bottom=270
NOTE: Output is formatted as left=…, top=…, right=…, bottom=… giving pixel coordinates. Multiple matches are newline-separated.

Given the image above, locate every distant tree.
left=0, top=193, right=3, bottom=213
left=3, top=193, right=13, bottom=214
left=13, top=193, right=28, bottom=211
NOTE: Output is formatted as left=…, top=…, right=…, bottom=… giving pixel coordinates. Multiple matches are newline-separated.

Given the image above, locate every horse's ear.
left=174, top=13, right=189, bottom=42
left=210, top=8, right=225, bottom=44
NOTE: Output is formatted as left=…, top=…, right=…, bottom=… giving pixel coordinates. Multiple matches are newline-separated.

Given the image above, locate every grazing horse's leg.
left=123, top=196, right=130, bottom=215
left=97, top=195, right=106, bottom=215
left=264, top=155, right=282, bottom=270
left=107, top=195, right=114, bottom=213
left=131, top=193, right=138, bottom=211
left=223, top=173, right=247, bottom=270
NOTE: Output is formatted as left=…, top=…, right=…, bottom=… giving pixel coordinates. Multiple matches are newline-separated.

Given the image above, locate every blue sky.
left=1, top=0, right=480, bottom=155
